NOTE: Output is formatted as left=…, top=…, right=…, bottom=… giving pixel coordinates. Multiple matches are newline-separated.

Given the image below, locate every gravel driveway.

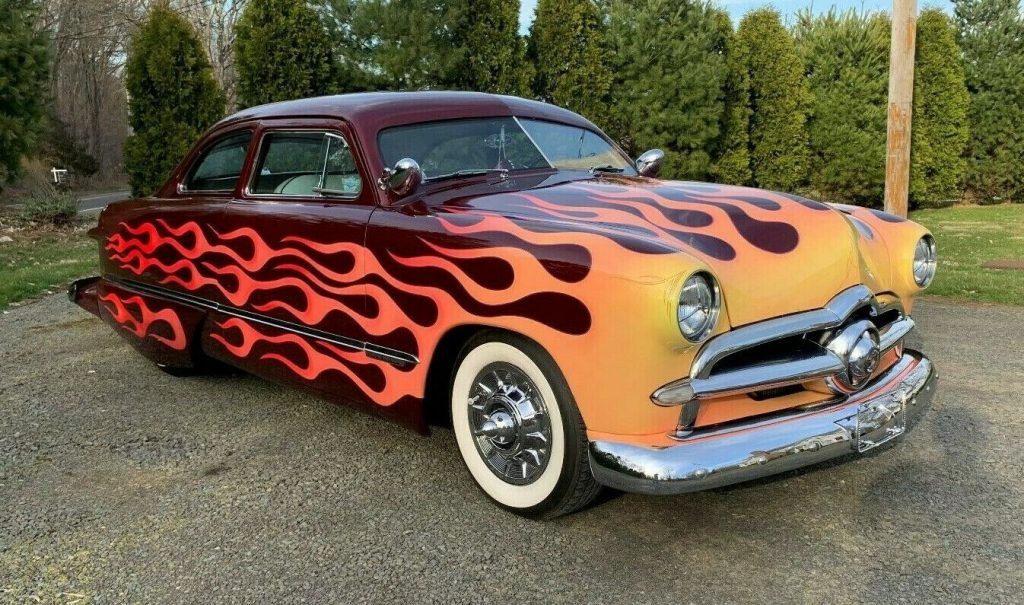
left=1, top=294, right=1021, bottom=604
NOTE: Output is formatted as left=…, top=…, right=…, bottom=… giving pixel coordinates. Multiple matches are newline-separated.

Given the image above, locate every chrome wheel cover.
left=467, top=362, right=552, bottom=485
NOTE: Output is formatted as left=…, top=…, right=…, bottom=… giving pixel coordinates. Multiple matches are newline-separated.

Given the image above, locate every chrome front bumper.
left=589, top=350, right=936, bottom=495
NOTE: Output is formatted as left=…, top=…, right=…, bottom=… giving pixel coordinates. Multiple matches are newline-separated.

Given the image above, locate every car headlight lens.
left=913, top=235, right=937, bottom=287
left=678, top=272, right=719, bottom=342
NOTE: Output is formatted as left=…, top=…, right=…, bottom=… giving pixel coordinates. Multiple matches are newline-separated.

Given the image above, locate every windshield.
left=378, top=117, right=636, bottom=180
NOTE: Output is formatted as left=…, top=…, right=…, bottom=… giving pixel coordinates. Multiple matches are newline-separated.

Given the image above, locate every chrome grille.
left=653, top=285, right=914, bottom=408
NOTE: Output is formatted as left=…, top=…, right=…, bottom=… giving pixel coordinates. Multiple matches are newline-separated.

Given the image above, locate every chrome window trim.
left=244, top=128, right=363, bottom=201
left=512, top=116, right=554, bottom=168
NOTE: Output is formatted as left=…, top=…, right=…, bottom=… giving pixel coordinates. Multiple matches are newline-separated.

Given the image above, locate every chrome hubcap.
left=468, top=362, right=551, bottom=485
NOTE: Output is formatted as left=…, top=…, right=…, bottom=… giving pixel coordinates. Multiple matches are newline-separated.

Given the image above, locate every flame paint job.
left=99, top=291, right=187, bottom=350
left=82, top=93, right=932, bottom=437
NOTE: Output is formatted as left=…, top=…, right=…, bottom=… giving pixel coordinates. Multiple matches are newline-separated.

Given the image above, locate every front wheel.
left=450, top=332, right=601, bottom=519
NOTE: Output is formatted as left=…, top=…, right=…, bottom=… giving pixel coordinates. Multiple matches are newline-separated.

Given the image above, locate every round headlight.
left=678, top=272, right=720, bottom=342
left=913, top=235, right=937, bottom=287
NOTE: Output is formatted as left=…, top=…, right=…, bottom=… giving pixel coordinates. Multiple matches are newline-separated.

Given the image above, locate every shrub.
left=954, top=0, right=1024, bottom=203
left=711, top=8, right=752, bottom=185
left=911, top=9, right=970, bottom=208
left=445, top=0, right=533, bottom=95
left=0, top=0, right=50, bottom=189
left=123, top=5, right=225, bottom=197
left=235, top=0, right=336, bottom=108
left=530, top=0, right=613, bottom=127
left=608, top=0, right=730, bottom=180
left=737, top=8, right=809, bottom=192
left=795, top=9, right=890, bottom=205
left=19, top=187, right=78, bottom=226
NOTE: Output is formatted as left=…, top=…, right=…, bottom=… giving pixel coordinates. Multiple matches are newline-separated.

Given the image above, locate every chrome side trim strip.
left=592, top=351, right=936, bottom=495
left=107, top=276, right=419, bottom=368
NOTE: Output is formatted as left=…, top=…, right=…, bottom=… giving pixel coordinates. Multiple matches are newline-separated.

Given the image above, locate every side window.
left=250, top=131, right=362, bottom=198
left=185, top=132, right=252, bottom=192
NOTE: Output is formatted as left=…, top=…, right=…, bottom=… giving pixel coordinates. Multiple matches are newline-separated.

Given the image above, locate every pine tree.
left=711, top=8, right=752, bottom=185
left=123, top=5, right=225, bottom=197
left=737, top=8, right=809, bottom=192
left=235, top=0, right=336, bottom=108
left=954, top=0, right=1024, bottom=203
left=530, top=0, right=613, bottom=127
left=608, top=0, right=730, bottom=180
left=911, top=9, right=970, bottom=208
left=445, top=0, right=533, bottom=95
left=794, top=9, right=889, bottom=204
left=0, top=0, right=50, bottom=188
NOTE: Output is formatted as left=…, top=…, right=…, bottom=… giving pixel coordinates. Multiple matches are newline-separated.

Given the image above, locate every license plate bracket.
left=855, top=391, right=908, bottom=453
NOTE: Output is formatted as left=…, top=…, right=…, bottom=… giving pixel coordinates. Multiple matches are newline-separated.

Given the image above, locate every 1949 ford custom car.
left=70, top=92, right=938, bottom=518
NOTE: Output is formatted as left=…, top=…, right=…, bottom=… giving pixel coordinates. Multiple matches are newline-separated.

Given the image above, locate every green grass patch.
left=0, top=225, right=98, bottom=308
left=911, top=204, right=1024, bottom=305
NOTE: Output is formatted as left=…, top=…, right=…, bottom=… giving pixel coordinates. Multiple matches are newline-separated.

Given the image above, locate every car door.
left=195, top=118, right=388, bottom=408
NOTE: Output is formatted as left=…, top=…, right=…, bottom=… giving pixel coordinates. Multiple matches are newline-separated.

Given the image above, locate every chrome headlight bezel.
left=913, top=235, right=937, bottom=288
left=677, top=272, right=720, bottom=343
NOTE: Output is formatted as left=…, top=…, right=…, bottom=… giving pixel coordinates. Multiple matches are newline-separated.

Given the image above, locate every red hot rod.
left=70, top=92, right=937, bottom=518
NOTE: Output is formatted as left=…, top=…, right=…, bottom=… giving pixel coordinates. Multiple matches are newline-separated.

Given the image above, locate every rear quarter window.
left=184, top=132, right=252, bottom=192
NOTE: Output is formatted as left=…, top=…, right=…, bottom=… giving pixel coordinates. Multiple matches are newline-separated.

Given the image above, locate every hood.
left=437, top=177, right=871, bottom=327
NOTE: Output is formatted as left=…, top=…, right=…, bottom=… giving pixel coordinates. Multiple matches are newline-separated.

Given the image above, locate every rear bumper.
left=588, top=350, right=936, bottom=495
left=68, top=275, right=101, bottom=316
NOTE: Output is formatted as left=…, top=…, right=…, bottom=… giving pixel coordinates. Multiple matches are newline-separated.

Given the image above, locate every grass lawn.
left=912, top=204, right=1024, bottom=305
left=0, top=223, right=98, bottom=309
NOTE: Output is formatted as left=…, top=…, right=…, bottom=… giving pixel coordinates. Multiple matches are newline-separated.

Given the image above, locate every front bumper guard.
left=589, top=350, right=936, bottom=495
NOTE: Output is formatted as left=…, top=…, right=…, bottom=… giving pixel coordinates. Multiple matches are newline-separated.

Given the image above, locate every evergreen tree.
left=446, top=0, right=533, bottom=95
left=0, top=0, right=50, bottom=188
left=124, top=5, right=225, bottom=197
left=608, top=0, right=729, bottom=180
left=235, top=0, right=336, bottom=108
left=954, top=0, right=1024, bottom=203
left=794, top=9, right=889, bottom=204
left=737, top=8, right=809, bottom=192
left=911, top=9, right=970, bottom=208
left=530, top=0, right=613, bottom=126
left=711, top=8, right=752, bottom=185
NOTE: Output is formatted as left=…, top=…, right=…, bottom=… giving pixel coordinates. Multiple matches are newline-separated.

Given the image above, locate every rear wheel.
left=450, top=332, right=601, bottom=519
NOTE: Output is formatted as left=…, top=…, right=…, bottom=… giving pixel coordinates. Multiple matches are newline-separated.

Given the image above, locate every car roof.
left=215, top=91, right=599, bottom=134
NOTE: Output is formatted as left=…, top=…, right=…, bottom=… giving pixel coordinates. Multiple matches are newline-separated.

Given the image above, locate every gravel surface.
left=1, top=294, right=1022, bottom=604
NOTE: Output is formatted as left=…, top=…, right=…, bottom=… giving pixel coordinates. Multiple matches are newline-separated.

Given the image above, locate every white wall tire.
left=450, top=332, right=601, bottom=518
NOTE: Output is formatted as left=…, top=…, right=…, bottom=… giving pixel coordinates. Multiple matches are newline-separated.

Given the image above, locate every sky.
left=517, top=1, right=955, bottom=33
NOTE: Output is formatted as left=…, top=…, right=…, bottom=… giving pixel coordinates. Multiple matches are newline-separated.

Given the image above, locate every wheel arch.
left=422, top=324, right=568, bottom=430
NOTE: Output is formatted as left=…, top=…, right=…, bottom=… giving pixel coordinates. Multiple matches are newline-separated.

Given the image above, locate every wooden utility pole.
left=883, top=0, right=917, bottom=217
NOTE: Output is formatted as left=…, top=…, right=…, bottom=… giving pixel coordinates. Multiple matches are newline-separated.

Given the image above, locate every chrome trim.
left=107, top=276, right=419, bottom=368
left=512, top=116, right=555, bottom=168
left=677, top=272, right=721, bottom=343
left=591, top=351, right=936, bottom=495
left=635, top=149, right=665, bottom=178
left=691, top=285, right=874, bottom=379
left=653, top=285, right=909, bottom=407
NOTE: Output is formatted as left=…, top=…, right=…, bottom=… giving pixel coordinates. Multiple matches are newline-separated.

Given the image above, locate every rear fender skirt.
left=95, top=280, right=206, bottom=370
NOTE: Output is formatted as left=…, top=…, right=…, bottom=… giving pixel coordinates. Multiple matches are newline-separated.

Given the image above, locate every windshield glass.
left=378, top=117, right=635, bottom=180
left=517, top=118, right=635, bottom=174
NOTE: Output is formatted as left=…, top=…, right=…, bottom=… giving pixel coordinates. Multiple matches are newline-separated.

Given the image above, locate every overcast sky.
left=517, top=1, right=955, bottom=33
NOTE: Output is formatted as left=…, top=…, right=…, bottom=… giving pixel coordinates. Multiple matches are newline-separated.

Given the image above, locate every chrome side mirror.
left=379, top=157, right=422, bottom=196
left=635, top=149, right=665, bottom=178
